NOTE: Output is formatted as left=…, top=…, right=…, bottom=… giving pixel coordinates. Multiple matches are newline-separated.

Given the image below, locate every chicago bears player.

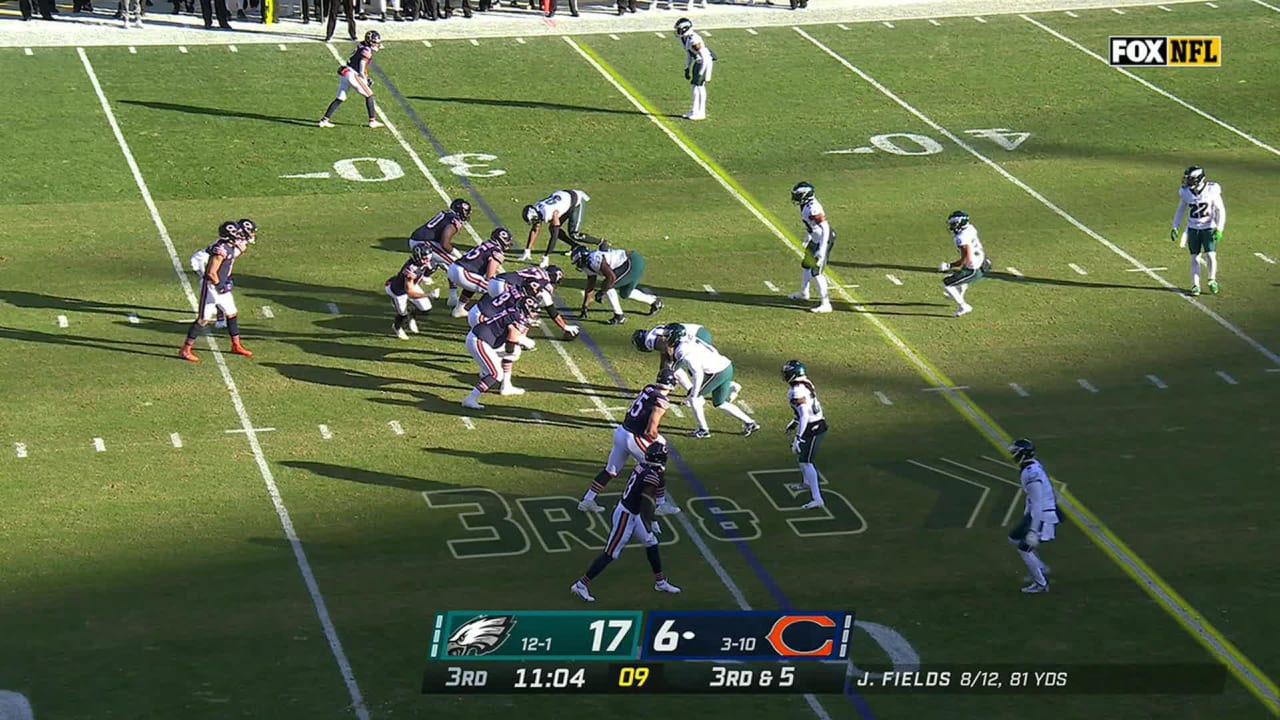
left=519, top=188, right=598, bottom=267
left=408, top=199, right=471, bottom=305
left=573, top=245, right=662, bottom=325
left=1170, top=165, right=1226, bottom=296
left=319, top=31, right=385, bottom=129
left=571, top=441, right=682, bottom=602
left=1007, top=439, right=1061, bottom=594
left=781, top=360, right=828, bottom=510
left=189, top=219, right=250, bottom=329
left=675, top=18, right=714, bottom=121
left=579, top=367, right=681, bottom=516
left=788, top=182, right=834, bottom=313
left=385, top=245, right=438, bottom=340
left=180, top=221, right=254, bottom=363
left=447, top=227, right=511, bottom=318
left=487, top=265, right=580, bottom=339
left=462, top=293, right=537, bottom=408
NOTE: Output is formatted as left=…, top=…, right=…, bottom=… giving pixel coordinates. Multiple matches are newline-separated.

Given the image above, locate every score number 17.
left=588, top=619, right=633, bottom=653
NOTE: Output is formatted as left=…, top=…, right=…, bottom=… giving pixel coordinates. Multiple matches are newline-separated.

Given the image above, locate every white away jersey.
left=673, top=338, right=730, bottom=376
left=1020, top=460, right=1058, bottom=525
left=788, top=382, right=825, bottom=425
left=585, top=248, right=629, bottom=276
left=682, top=32, right=713, bottom=64
left=1173, top=182, right=1226, bottom=231
left=533, top=189, right=588, bottom=223
left=954, top=224, right=985, bottom=269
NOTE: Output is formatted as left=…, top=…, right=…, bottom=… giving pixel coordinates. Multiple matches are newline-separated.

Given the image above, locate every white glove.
left=651, top=521, right=661, bottom=535
left=791, top=437, right=801, bottom=455
left=518, top=337, right=536, bottom=350
left=1023, top=531, right=1040, bottom=549
left=564, top=324, right=581, bottom=337
left=938, top=261, right=951, bottom=272
left=784, top=420, right=798, bottom=435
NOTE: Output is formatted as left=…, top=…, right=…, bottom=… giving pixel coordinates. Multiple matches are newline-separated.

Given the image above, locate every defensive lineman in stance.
left=1171, top=165, right=1226, bottom=296
left=573, top=245, right=663, bottom=325
left=671, top=328, right=758, bottom=438
left=519, top=189, right=598, bottom=267
left=1008, top=439, right=1060, bottom=594
left=580, top=367, right=681, bottom=516
left=632, top=321, right=711, bottom=392
left=939, top=210, right=991, bottom=317
left=385, top=245, right=437, bottom=340
left=319, top=31, right=385, bottom=129
left=782, top=360, right=828, bottom=510
left=675, top=18, right=714, bottom=121
left=788, top=182, right=834, bottom=313
left=571, top=442, right=682, bottom=602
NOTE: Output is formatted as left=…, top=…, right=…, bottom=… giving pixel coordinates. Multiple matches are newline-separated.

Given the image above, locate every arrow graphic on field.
left=281, top=171, right=332, bottom=179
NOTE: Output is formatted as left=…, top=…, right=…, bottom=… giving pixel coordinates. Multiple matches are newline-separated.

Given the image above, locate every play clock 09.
left=513, top=666, right=587, bottom=690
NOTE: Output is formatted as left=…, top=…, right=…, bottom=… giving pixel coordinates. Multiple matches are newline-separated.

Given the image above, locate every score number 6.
left=652, top=619, right=681, bottom=652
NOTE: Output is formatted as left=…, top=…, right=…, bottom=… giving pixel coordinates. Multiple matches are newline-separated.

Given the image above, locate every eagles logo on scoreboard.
left=1108, top=36, right=1221, bottom=67
left=446, top=615, right=517, bottom=657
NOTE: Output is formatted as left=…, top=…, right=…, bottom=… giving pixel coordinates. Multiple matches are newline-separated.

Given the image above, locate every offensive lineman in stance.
left=1008, top=438, right=1060, bottom=594
left=409, top=198, right=472, bottom=308
left=782, top=360, right=828, bottom=510
left=319, top=31, right=386, bottom=129
left=571, top=441, right=682, bottom=602
left=448, top=227, right=511, bottom=318
left=180, top=221, right=254, bottom=363
left=579, top=367, right=681, bottom=517
left=462, top=293, right=538, bottom=408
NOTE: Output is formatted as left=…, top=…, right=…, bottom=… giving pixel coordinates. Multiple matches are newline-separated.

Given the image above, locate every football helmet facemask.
left=791, top=182, right=815, bottom=205
left=522, top=204, right=541, bottom=226
left=363, top=31, right=382, bottom=49
left=782, top=359, right=807, bottom=383
left=218, top=220, right=243, bottom=241
left=674, top=18, right=692, bottom=36
left=490, top=227, right=513, bottom=250
left=664, top=323, right=687, bottom=345
left=410, top=244, right=430, bottom=265
left=450, top=198, right=473, bottom=222
left=644, top=441, right=670, bottom=467
left=546, top=265, right=564, bottom=286
left=947, top=210, right=970, bottom=233
left=1010, top=438, right=1037, bottom=463
left=632, top=329, right=650, bottom=352
left=1183, top=166, right=1207, bottom=194
left=237, top=218, right=257, bottom=242
left=570, top=245, right=590, bottom=270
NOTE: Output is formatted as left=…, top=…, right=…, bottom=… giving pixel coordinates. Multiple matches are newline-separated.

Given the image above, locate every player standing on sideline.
left=781, top=360, right=827, bottom=510
left=462, top=294, right=537, bottom=408
left=385, top=245, right=438, bottom=340
left=409, top=199, right=472, bottom=308
left=179, top=221, right=254, bottom=363
left=1171, top=165, right=1226, bottom=296
left=571, top=442, right=682, bottom=602
left=671, top=330, right=757, bottom=438
left=788, top=182, right=834, bottom=314
left=1008, top=439, right=1060, bottom=594
left=447, top=227, right=511, bottom=318
left=675, top=18, right=714, bottom=121
left=319, top=32, right=386, bottom=130
left=938, top=210, right=991, bottom=318
left=572, top=245, right=663, bottom=325
left=579, top=367, right=681, bottom=517
left=519, top=189, right=598, bottom=267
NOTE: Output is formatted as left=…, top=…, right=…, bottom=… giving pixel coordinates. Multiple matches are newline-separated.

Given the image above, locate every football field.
left=2, top=2, right=1280, bottom=718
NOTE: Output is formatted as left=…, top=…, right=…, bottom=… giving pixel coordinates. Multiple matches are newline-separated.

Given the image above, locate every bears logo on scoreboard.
left=446, top=615, right=518, bottom=657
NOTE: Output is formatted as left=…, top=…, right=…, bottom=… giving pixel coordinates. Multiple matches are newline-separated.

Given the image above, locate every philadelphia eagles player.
left=631, top=322, right=714, bottom=394
left=939, top=210, right=991, bottom=317
left=675, top=17, right=714, bottom=121
left=671, top=329, right=756, bottom=438
left=788, top=182, right=834, bottom=314
left=1008, top=438, right=1060, bottom=594
left=1170, top=165, right=1226, bottom=296
left=782, top=360, right=828, bottom=510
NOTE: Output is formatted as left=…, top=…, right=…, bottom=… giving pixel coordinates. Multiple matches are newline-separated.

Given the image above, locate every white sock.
left=1205, top=251, right=1217, bottom=281
left=696, top=86, right=707, bottom=115
left=1190, top=255, right=1201, bottom=286
left=1019, top=549, right=1046, bottom=585
left=716, top=401, right=754, bottom=424
left=674, top=368, right=693, bottom=392
left=449, top=287, right=458, bottom=303
left=689, top=395, right=709, bottom=431
left=798, top=268, right=811, bottom=295
left=944, top=285, right=963, bottom=305
left=629, top=288, right=657, bottom=305
left=605, top=288, right=624, bottom=315
left=814, top=274, right=829, bottom=302
left=583, top=489, right=598, bottom=502
left=689, top=86, right=697, bottom=115
left=957, top=283, right=968, bottom=303
left=800, top=462, right=823, bottom=504
left=465, top=388, right=481, bottom=403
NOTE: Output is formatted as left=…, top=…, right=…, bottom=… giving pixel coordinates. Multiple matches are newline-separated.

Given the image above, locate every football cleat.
left=538, top=256, right=550, bottom=269
left=788, top=291, right=810, bottom=301
left=742, top=422, right=760, bottom=437
left=230, top=341, right=253, bottom=357
left=179, top=347, right=199, bottom=363
left=655, top=503, right=681, bottom=516
left=801, top=499, right=825, bottom=510
left=394, top=324, right=409, bottom=340
left=654, top=579, right=682, bottom=594
left=607, top=314, right=626, bottom=325
left=499, top=385, right=526, bottom=396
left=1021, top=582, right=1049, bottom=594
left=810, top=302, right=833, bottom=314
left=318, top=118, right=335, bottom=128
left=791, top=181, right=815, bottom=205
left=577, top=499, right=605, bottom=513
left=368, top=119, right=384, bottom=129
left=953, top=304, right=973, bottom=317
left=407, top=317, right=420, bottom=334
left=649, top=299, right=663, bottom=315
left=518, top=249, right=532, bottom=262
left=571, top=581, right=595, bottom=602
left=1022, top=565, right=1052, bottom=584
left=1208, top=279, right=1219, bottom=294
left=1189, top=285, right=1201, bottom=297
left=451, top=304, right=469, bottom=318
left=688, top=428, right=711, bottom=439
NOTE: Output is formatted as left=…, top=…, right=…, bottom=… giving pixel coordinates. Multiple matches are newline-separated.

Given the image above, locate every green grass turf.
left=2, top=4, right=1279, bottom=718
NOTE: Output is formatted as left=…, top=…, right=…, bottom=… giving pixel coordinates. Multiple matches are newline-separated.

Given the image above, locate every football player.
left=487, top=265, right=581, bottom=339
left=189, top=219, right=248, bottom=329
left=938, top=210, right=991, bottom=317
left=570, top=441, right=682, bottom=602
left=572, top=245, right=663, bottom=325
left=675, top=18, right=714, bottom=121
left=632, top=322, right=708, bottom=393
left=385, top=245, right=438, bottom=340
left=519, top=189, right=598, bottom=267
left=1170, top=165, right=1226, bottom=296
left=447, top=227, right=511, bottom=318
left=409, top=199, right=472, bottom=308
left=319, top=31, right=385, bottom=129
left=462, top=293, right=538, bottom=407
left=788, top=182, right=834, bottom=313
left=579, top=367, right=681, bottom=517
left=180, top=221, right=254, bottom=363
left=781, top=360, right=827, bottom=510
left=672, top=330, right=757, bottom=438
left=1007, top=439, right=1060, bottom=594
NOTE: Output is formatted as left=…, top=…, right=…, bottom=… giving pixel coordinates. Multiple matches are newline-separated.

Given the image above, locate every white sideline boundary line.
left=78, top=47, right=370, bottom=720
left=795, top=27, right=1280, bottom=369
left=1023, top=15, right=1280, bottom=159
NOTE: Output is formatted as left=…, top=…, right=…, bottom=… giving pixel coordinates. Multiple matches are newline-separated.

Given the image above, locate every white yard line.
left=874, top=391, right=893, bottom=405
left=93, top=437, right=106, bottom=452
left=78, top=48, right=370, bottom=720
left=1216, top=370, right=1238, bottom=386
left=885, top=273, right=903, bottom=286
left=1064, top=9, right=1078, bottom=15
left=1067, top=262, right=1087, bottom=276
left=1077, top=378, right=1099, bottom=394
left=1009, top=382, right=1030, bottom=397
left=907, top=459, right=990, bottom=528
left=1255, top=252, right=1276, bottom=265
left=1146, top=374, right=1168, bottom=389
left=764, top=280, right=780, bottom=292
left=1023, top=15, right=1280, bottom=159
left=928, top=18, right=941, bottom=25
left=178, top=45, right=188, bottom=53
left=1250, top=0, right=1280, bottom=12
left=795, top=27, right=1280, bottom=369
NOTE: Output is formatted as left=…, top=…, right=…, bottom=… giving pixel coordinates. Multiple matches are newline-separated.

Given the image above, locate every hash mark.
left=655, top=32, right=665, bottom=38
left=179, top=46, right=189, bottom=53
left=1205, top=1, right=1218, bottom=7
left=609, top=33, right=621, bottom=40
left=516, top=37, right=526, bottom=44
left=1111, top=7, right=1126, bottom=13
left=261, top=306, right=275, bottom=319
left=1006, top=267, right=1023, bottom=277
left=128, top=47, right=137, bottom=54
left=874, top=391, right=893, bottom=406
left=93, top=437, right=106, bottom=452
left=170, top=432, right=183, bottom=448
left=1068, top=263, right=1088, bottom=276
left=1146, top=374, right=1168, bottom=389
left=15, top=443, right=28, bottom=458
left=928, top=18, right=940, bottom=25
left=1158, top=4, right=1172, bottom=10
left=885, top=274, right=903, bottom=286
left=974, top=16, right=987, bottom=22
left=1078, top=378, right=1099, bottom=394
left=461, top=417, right=476, bottom=431
left=1215, top=370, right=1238, bottom=386
left=703, top=284, right=717, bottom=294
left=882, top=21, right=894, bottom=28
left=423, top=40, right=433, bottom=47
left=388, top=420, right=405, bottom=435
left=127, top=313, right=140, bottom=324
left=278, top=44, right=288, bottom=51
left=1064, top=9, right=1078, bottom=16
left=469, top=39, right=480, bottom=46
left=837, top=23, right=850, bottom=29
left=319, top=424, right=333, bottom=440
left=1009, top=383, right=1030, bottom=397
left=764, top=280, right=780, bottom=292
left=57, top=315, right=68, bottom=328
left=746, top=28, right=758, bottom=35
left=326, top=302, right=340, bottom=314
left=24, top=48, right=34, bottom=56
left=229, top=45, right=238, bottom=52
left=1255, top=252, right=1276, bottom=265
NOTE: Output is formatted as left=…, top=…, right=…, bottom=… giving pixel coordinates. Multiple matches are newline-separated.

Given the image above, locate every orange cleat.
left=179, top=347, right=200, bottom=363
left=230, top=342, right=253, bottom=358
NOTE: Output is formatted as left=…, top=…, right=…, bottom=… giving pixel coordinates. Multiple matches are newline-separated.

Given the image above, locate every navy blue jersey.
left=457, top=240, right=504, bottom=273
left=347, top=44, right=373, bottom=74
left=621, top=384, right=669, bottom=436
left=410, top=211, right=463, bottom=249
left=205, top=239, right=238, bottom=286
left=472, top=288, right=529, bottom=324
left=472, top=307, right=529, bottom=348
left=494, top=266, right=551, bottom=291
left=620, top=462, right=665, bottom=515
left=386, top=256, right=434, bottom=295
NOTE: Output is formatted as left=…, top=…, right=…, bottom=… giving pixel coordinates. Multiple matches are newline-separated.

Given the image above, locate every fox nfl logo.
left=1108, top=36, right=1222, bottom=67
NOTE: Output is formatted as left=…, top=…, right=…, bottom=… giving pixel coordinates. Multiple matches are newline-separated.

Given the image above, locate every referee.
left=324, top=0, right=356, bottom=41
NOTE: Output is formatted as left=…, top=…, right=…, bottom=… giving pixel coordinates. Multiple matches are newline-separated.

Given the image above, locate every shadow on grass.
left=118, top=100, right=318, bottom=128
